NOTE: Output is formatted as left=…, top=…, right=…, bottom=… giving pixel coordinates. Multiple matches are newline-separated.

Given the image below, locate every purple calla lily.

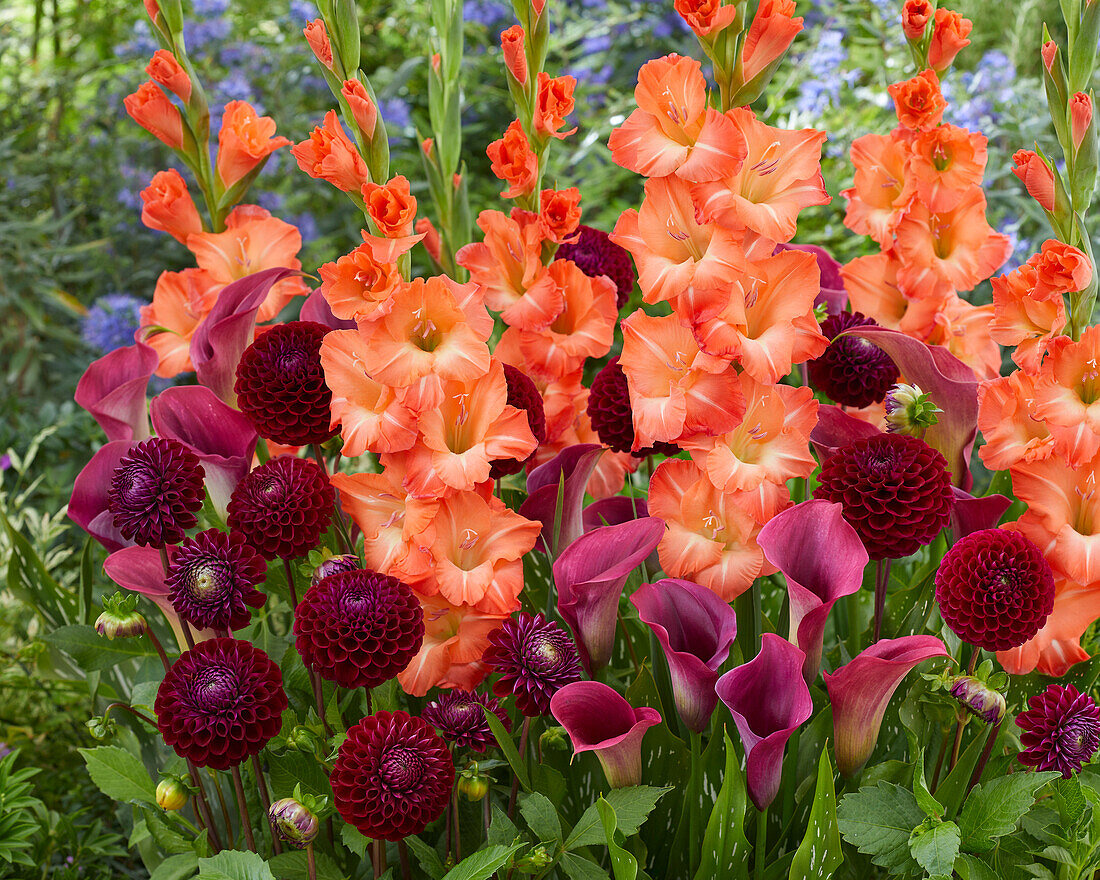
left=554, top=517, right=665, bottom=673
left=74, top=342, right=158, bottom=443
left=757, top=500, right=868, bottom=681
left=518, top=444, right=604, bottom=557
left=299, top=289, right=356, bottom=330
left=716, top=634, right=813, bottom=811
left=824, top=635, right=948, bottom=777
left=950, top=487, right=1011, bottom=539
left=631, top=578, right=737, bottom=732
left=68, top=441, right=134, bottom=553
left=809, top=404, right=881, bottom=462
left=550, top=681, right=662, bottom=788
left=582, top=495, right=649, bottom=533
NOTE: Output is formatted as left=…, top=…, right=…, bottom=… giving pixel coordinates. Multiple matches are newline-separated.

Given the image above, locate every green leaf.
left=560, top=852, right=613, bottom=880
left=142, top=808, right=194, bottom=855
left=908, top=819, right=960, bottom=880
left=197, top=850, right=276, bottom=880
left=405, top=835, right=446, bottom=880
left=267, top=751, right=333, bottom=802
left=341, top=823, right=370, bottom=858
left=268, top=849, right=344, bottom=879
left=518, top=791, right=562, bottom=842
left=955, top=853, right=999, bottom=880
left=149, top=853, right=199, bottom=880
left=440, top=843, right=526, bottom=880
left=482, top=707, right=529, bottom=792
left=694, top=732, right=750, bottom=880
left=958, top=772, right=1061, bottom=853
left=78, top=746, right=157, bottom=805
left=487, top=806, right=522, bottom=848
left=566, top=785, right=672, bottom=850
left=913, top=748, right=944, bottom=819
left=598, top=797, right=638, bottom=880
left=838, top=781, right=925, bottom=874
left=788, top=748, right=844, bottom=880
left=46, top=624, right=156, bottom=671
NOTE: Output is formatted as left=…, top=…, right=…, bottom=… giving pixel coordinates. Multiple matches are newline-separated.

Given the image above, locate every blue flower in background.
left=82, top=294, right=145, bottom=354
left=378, top=97, right=412, bottom=143
left=192, top=0, right=230, bottom=16
left=289, top=0, right=316, bottom=23
left=794, top=27, right=858, bottom=116
left=942, top=51, right=1018, bottom=131
left=463, top=0, right=511, bottom=27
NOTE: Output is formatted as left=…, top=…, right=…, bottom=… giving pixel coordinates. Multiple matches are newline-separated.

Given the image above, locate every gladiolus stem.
left=754, top=806, right=768, bottom=880
left=250, top=754, right=280, bottom=855
left=230, top=764, right=257, bottom=852
left=966, top=719, right=1002, bottom=797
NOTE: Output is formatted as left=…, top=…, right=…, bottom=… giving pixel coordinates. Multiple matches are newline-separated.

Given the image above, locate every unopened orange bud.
left=304, top=19, right=333, bottom=70
left=144, top=0, right=160, bottom=22
left=531, top=0, right=546, bottom=17
left=501, top=25, right=528, bottom=86
left=415, top=218, right=442, bottom=263
left=1042, top=40, right=1059, bottom=74
left=146, top=50, right=192, bottom=104
left=124, top=82, right=184, bottom=150
left=1012, top=149, right=1056, bottom=212
left=1071, top=92, right=1093, bottom=152
left=453, top=172, right=462, bottom=189
left=421, top=137, right=435, bottom=158
left=901, top=0, right=932, bottom=41
left=341, top=79, right=377, bottom=139
left=927, top=8, right=972, bottom=73
left=431, top=53, right=441, bottom=73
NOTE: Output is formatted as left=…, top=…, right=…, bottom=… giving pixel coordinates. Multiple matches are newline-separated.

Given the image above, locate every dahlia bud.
left=269, top=798, right=319, bottom=848
left=949, top=676, right=1007, bottom=725
left=156, top=775, right=190, bottom=811
left=287, top=725, right=324, bottom=754
left=539, top=725, right=569, bottom=751
left=457, top=764, right=491, bottom=801
left=884, top=383, right=942, bottom=435
left=95, top=592, right=148, bottom=640
left=515, top=846, right=554, bottom=872
left=86, top=715, right=117, bottom=742
left=310, top=553, right=360, bottom=587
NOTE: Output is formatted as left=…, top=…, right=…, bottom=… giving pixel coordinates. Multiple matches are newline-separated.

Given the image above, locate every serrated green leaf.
left=142, top=808, right=194, bottom=855
left=149, top=853, right=199, bottom=880
left=518, top=791, right=562, bottom=842
left=405, top=835, right=446, bottom=880
left=78, top=746, right=157, bottom=805
left=909, top=819, right=960, bottom=880
left=197, top=850, right=276, bottom=880
left=268, top=849, right=344, bottom=879
left=341, top=823, right=370, bottom=857
left=789, top=748, right=843, bottom=879
left=267, top=751, right=333, bottom=802
left=560, top=852, right=613, bottom=880
left=598, top=797, right=638, bottom=880
left=694, top=731, right=750, bottom=880
left=440, top=843, right=526, bottom=880
left=955, top=852, right=999, bottom=880
left=913, top=748, right=943, bottom=819
left=487, top=806, right=522, bottom=848
left=838, top=781, right=925, bottom=874
left=958, top=772, right=1060, bottom=853
left=566, top=785, right=672, bottom=850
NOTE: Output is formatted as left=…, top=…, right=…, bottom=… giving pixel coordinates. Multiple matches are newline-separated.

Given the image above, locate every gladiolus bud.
left=927, top=8, right=972, bottom=73
left=1072, top=92, right=1093, bottom=152
left=421, top=137, right=435, bottom=159
left=95, top=592, right=149, bottom=640
left=144, top=0, right=160, bottom=22
left=416, top=218, right=442, bottom=263
left=901, top=0, right=932, bottom=41
left=1012, top=149, right=1057, bottom=212
left=1042, top=40, right=1059, bottom=74
left=531, top=0, right=546, bottom=18
left=501, top=25, right=528, bottom=86
left=884, top=383, right=942, bottom=435
left=123, top=82, right=184, bottom=150
left=303, top=19, right=333, bottom=70
left=140, top=169, right=203, bottom=243
left=156, top=776, right=190, bottom=811
left=949, top=676, right=1007, bottom=725
left=146, top=50, right=192, bottom=104
left=269, top=798, right=319, bottom=848
left=431, top=53, right=441, bottom=73
left=341, top=79, right=377, bottom=139
left=674, top=0, right=738, bottom=38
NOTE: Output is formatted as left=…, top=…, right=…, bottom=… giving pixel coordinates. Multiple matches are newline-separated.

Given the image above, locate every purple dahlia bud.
left=949, top=676, right=1007, bottom=725
left=310, top=553, right=361, bottom=587
left=95, top=592, right=148, bottom=640
left=269, top=798, right=319, bottom=848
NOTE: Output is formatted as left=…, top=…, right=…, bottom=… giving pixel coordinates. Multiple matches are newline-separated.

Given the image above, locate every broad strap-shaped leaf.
left=788, top=748, right=844, bottom=879
left=694, top=731, right=750, bottom=880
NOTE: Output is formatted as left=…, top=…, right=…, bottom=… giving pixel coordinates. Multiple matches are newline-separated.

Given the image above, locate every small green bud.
left=95, top=592, right=147, bottom=640
left=287, top=725, right=323, bottom=755
left=86, top=715, right=117, bottom=742
left=884, top=384, right=941, bottom=436
left=457, top=763, right=490, bottom=801
left=156, top=776, right=190, bottom=811
left=539, top=726, right=568, bottom=752
left=269, top=798, right=319, bottom=848
left=514, top=845, right=553, bottom=872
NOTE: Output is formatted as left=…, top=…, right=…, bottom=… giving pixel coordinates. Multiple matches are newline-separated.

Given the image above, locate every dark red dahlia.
left=227, top=456, right=334, bottom=560
left=586, top=358, right=679, bottom=458
left=935, top=528, right=1055, bottom=651
left=293, top=569, right=424, bottom=689
left=166, top=529, right=267, bottom=631
left=556, top=224, right=636, bottom=309
left=1017, top=684, right=1100, bottom=778
left=807, top=312, right=899, bottom=408
left=108, top=437, right=205, bottom=548
left=422, top=690, right=511, bottom=753
left=234, top=321, right=338, bottom=447
left=489, top=365, right=548, bottom=480
left=331, top=711, right=454, bottom=840
left=155, top=638, right=287, bottom=770
left=484, top=612, right=582, bottom=716
left=813, top=433, right=953, bottom=560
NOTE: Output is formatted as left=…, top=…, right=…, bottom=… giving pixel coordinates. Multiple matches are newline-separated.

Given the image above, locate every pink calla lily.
left=518, top=444, right=605, bottom=557
left=68, top=441, right=134, bottom=553
left=74, top=342, right=158, bottom=443
left=950, top=486, right=1011, bottom=539
left=582, top=495, right=649, bottom=532
left=809, top=404, right=881, bottom=462
left=300, top=288, right=356, bottom=330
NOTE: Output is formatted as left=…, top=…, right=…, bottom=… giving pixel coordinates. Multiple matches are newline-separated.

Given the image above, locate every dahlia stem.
left=930, top=727, right=950, bottom=792
left=146, top=628, right=172, bottom=672
left=373, top=838, right=388, bottom=877
left=948, top=714, right=967, bottom=772
left=187, top=761, right=223, bottom=852
left=312, top=670, right=333, bottom=737
left=306, top=843, right=317, bottom=880
left=181, top=620, right=197, bottom=651
left=453, top=788, right=462, bottom=861
left=444, top=799, right=453, bottom=861
left=250, top=754, right=281, bottom=855
left=230, top=764, right=258, bottom=852
left=211, top=770, right=235, bottom=843
left=312, top=443, right=356, bottom=556
left=103, top=702, right=158, bottom=730
left=283, top=558, right=300, bottom=609
left=508, top=719, right=531, bottom=819
left=398, top=839, right=412, bottom=880
left=872, top=559, right=892, bottom=641
left=966, top=720, right=1002, bottom=797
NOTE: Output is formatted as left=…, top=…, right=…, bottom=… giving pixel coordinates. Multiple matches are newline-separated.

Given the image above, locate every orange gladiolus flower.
left=610, top=175, right=745, bottom=308
left=538, top=187, right=582, bottom=243
left=1012, top=149, right=1056, bottom=212
left=456, top=209, right=561, bottom=330
left=146, top=50, right=192, bottom=103
left=341, top=79, right=378, bottom=139
left=674, top=0, right=738, bottom=37
left=216, top=101, right=291, bottom=189
left=291, top=110, right=370, bottom=193
left=648, top=458, right=775, bottom=601
left=500, top=25, right=527, bottom=85
left=140, top=169, right=203, bottom=243
left=1033, top=327, right=1100, bottom=463
left=504, top=260, right=617, bottom=382
left=124, top=82, right=184, bottom=150
left=991, top=262, right=1067, bottom=372
left=362, top=174, right=418, bottom=238
left=887, top=69, right=946, bottom=131
left=186, top=205, right=309, bottom=322
left=303, top=19, right=333, bottom=70
left=923, top=295, right=1001, bottom=381
left=487, top=120, right=538, bottom=199
left=907, top=125, right=987, bottom=213
left=977, top=371, right=1054, bottom=471
left=140, top=268, right=220, bottom=377
left=927, top=9, right=972, bottom=73
left=693, top=108, right=829, bottom=243
left=608, top=54, right=746, bottom=182
left=318, top=241, right=401, bottom=323
left=618, top=311, right=745, bottom=448
left=397, top=594, right=507, bottom=696
left=902, top=0, right=933, bottom=40
left=997, top=577, right=1100, bottom=677
left=842, top=254, right=909, bottom=330
left=319, top=330, right=420, bottom=457
left=533, top=72, right=577, bottom=139
left=1031, top=239, right=1093, bottom=300
left=741, top=0, right=804, bottom=82
left=841, top=133, right=914, bottom=249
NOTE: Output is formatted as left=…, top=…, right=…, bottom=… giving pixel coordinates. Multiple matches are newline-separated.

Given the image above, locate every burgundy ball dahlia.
left=1017, top=684, right=1100, bottom=778
left=814, top=433, right=953, bottom=560
left=227, top=456, right=334, bottom=560
left=556, top=224, right=636, bottom=308
left=807, top=312, right=899, bottom=408
left=166, top=529, right=267, bottom=632
left=422, top=690, right=511, bottom=752
left=234, top=321, right=339, bottom=447
left=331, top=711, right=454, bottom=840
left=935, top=528, right=1055, bottom=651
left=586, top=358, right=679, bottom=458
left=484, top=612, right=582, bottom=716
left=293, top=569, right=424, bottom=689
left=155, top=638, right=287, bottom=770
left=108, top=437, right=205, bottom=547
left=489, top=365, right=548, bottom=480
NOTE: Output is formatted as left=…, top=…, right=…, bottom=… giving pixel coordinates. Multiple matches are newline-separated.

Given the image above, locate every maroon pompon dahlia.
left=556, top=224, right=636, bottom=308
left=484, top=612, right=582, bottom=716
left=1017, top=684, right=1100, bottom=778
left=587, top=358, right=679, bottom=458
left=234, top=321, right=339, bottom=447
left=155, top=638, right=287, bottom=770
left=108, top=437, right=205, bottom=547
left=331, top=711, right=454, bottom=840
left=166, top=529, right=267, bottom=632
left=807, top=312, right=899, bottom=408
left=489, top=365, right=548, bottom=480
left=227, top=456, right=334, bottom=560
left=935, top=528, right=1055, bottom=651
left=422, top=690, right=511, bottom=752
left=293, top=569, right=424, bottom=689
left=813, top=433, right=953, bottom=560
